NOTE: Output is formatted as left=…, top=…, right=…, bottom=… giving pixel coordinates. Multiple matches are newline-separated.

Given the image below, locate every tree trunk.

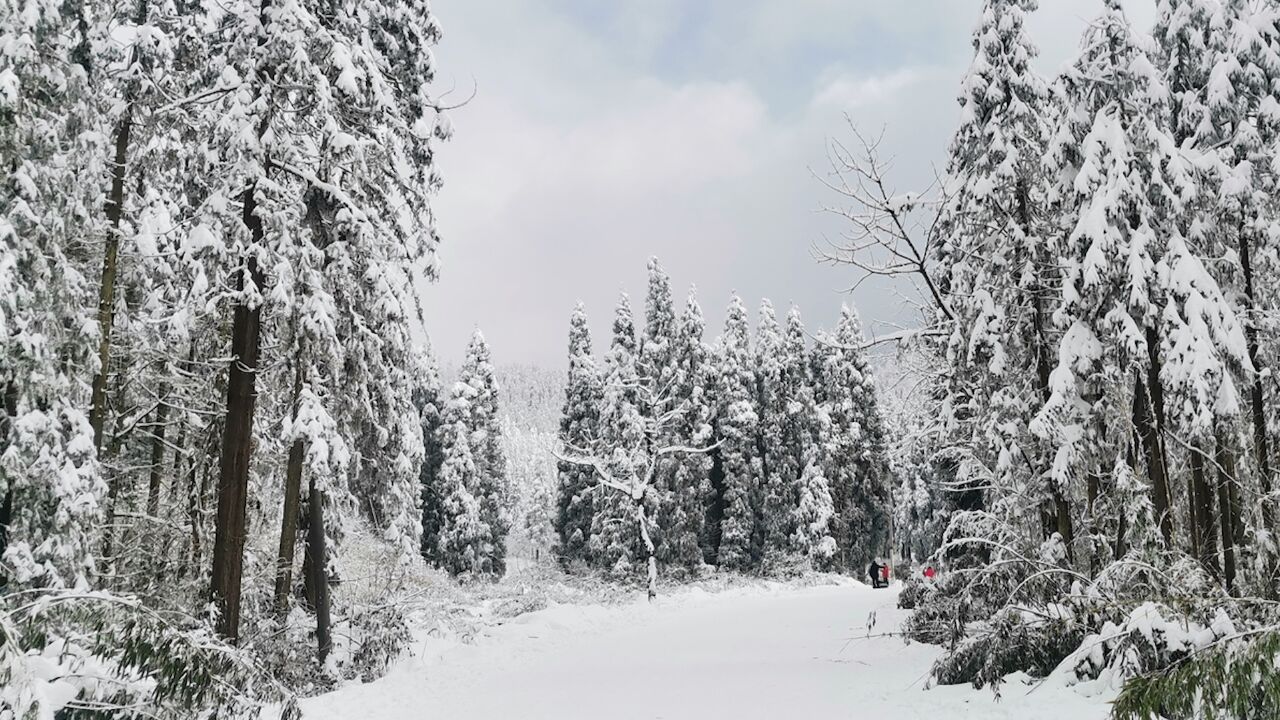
left=275, top=438, right=305, bottom=615
left=303, top=480, right=332, bottom=663
left=1215, top=430, right=1240, bottom=593
left=89, top=108, right=134, bottom=449
left=145, top=385, right=170, bottom=519
left=0, top=380, right=17, bottom=584
left=273, top=352, right=307, bottom=614
left=1134, top=373, right=1174, bottom=546
left=1051, top=486, right=1074, bottom=554
left=1190, top=446, right=1220, bottom=579
left=1025, top=184, right=1073, bottom=550
left=1239, top=231, right=1275, bottom=535
left=636, top=490, right=657, bottom=601
left=1029, top=246, right=1074, bottom=556
left=210, top=183, right=267, bottom=644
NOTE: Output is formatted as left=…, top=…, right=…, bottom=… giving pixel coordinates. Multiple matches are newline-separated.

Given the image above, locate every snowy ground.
left=301, top=581, right=1114, bottom=720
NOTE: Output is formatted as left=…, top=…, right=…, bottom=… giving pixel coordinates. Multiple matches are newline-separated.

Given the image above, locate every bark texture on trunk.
left=637, top=490, right=657, bottom=601
left=1190, top=447, right=1220, bottom=579
left=1240, top=231, right=1275, bottom=536
left=89, top=109, right=134, bottom=449
left=145, top=385, right=170, bottom=519
left=210, top=183, right=267, bottom=643
left=1134, top=373, right=1174, bottom=546
left=303, top=481, right=332, bottom=663
left=0, top=381, right=16, bottom=584
left=1215, top=432, right=1240, bottom=593
left=274, top=438, right=305, bottom=614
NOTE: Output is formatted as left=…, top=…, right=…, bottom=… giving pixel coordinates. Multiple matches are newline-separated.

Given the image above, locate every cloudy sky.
left=422, top=0, right=1157, bottom=367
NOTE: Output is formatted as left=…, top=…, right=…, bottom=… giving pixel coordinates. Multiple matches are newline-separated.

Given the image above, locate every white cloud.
left=811, top=69, right=924, bottom=111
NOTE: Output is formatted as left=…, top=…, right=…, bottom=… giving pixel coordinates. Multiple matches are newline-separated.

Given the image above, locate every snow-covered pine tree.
left=714, top=294, right=762, bottom=571
left=933, top=0, right=1071, bottom=552
left=196, top=0, right=450, bottom=639
left=0, top=0, right=108, bottom=590
left=657, top=287, right=715, bottom=573
left=437, top=420, right=490, bottom=578
left=639, top=258, right=678, bottom=556
left=754, top=299, right=793, bottom=562
left=1150, top=0, right=1237, bottom=579
left=590, top=295, right=648, bottom=573
left=1206, top=0, right=1280, bottom=547
left=555, top=303, right=603, bottom=566
left=1033, top=1, right=1182, bottom=563
left=813, top=306, right=891, bottom=573
left=639, top=258, right=678, bottom=426
left=415, top=345, right=447, bottom=565
left=438, top=331, right=511, bottom=577
left=781, top=307, right=820, bottom=553
left=791, top=449, right=837, bottom=566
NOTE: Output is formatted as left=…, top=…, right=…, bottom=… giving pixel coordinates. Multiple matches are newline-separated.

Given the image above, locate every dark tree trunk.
left=1134, top=373, right=1174, bottom=546
left=145, top=384, right=170, bottom=518
left=1240, top=230, right=1275, bottom=535
left=704, top=445, right=726, bottom=565
left=273, top=353, right=307, bottom=614
left=0, top=380, right=17, bottom=585
left=1190, top=447, right=1220, bottom=579
left=210, top=183, right=267, bottom=644
left=1029, top=258, right=1074, bottom=554
left=1035, top=280, right=1074, bottom=548
left=274, top=438, right=305, bottom=614
left=1215, top=430, right=1240, bottom=593
left=89, top=108, right=134, bottom=449
left=303, top=480, right=332, bottom=663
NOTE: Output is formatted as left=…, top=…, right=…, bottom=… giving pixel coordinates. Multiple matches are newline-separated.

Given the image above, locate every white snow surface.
left=302, top=581, right=1113, bottom=720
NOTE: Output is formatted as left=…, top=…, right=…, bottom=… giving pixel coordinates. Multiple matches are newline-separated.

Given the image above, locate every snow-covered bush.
left=931, top=606, right=1085, bottom=692
left=0, top=591, right=291, bottom=719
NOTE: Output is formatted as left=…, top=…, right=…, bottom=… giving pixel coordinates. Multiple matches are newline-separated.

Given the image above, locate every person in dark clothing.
left=867, top=560, right=882, bottom=588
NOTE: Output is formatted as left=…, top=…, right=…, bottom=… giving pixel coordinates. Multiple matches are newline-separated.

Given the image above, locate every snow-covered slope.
left=301, top=582, right=1113, bottom=720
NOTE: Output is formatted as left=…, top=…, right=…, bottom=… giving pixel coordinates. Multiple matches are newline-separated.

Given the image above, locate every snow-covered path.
left=302, top=582, right=1112, bottom=720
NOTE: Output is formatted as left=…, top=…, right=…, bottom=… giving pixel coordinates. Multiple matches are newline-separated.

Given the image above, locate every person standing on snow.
left=867, top=559, right=882, bottom=588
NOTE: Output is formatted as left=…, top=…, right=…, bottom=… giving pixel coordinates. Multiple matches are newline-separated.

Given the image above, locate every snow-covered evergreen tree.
left=639, top=258, right=678, bottom=555
left=754, top=299, right=792, bottom=560
left=590, top=295, right=648, bottom=573
left=934, top=0, right=1068, bottom=550
left=435, top=331, right=511, bottom=577
left=555, top=304, right=602, bottom=566
left=415, top=345, right=446, bottom=564
left=813, top=306, right=891, bottom=572
left=0, top=0, right=108, bottom=590
left=658, top=288, right=715, bottom=573
left=714, top=294, right=761, bottom=571
left=437, top=421, right=491, bottom=578
left=791, top=450, right=837, bottom=565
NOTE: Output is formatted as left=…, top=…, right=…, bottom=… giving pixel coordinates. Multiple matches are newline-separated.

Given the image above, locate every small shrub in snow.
left=931, top=607, right=1085, bottom=691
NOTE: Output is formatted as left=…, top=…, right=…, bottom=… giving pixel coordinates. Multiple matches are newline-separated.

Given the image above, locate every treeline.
left=870, top=0, right=1280, bottom=714
left=2, top=0, right=450, bottom=714
left=552, top=259, right=892, bottom=579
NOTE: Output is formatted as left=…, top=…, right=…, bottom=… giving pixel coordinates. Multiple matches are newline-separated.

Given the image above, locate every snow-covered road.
left=302, top=582, right=1112, bottom=720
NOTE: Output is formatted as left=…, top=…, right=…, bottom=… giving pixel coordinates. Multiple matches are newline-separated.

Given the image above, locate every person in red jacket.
left=923, top=565, right=936, bottom=581
left=880, top=563, right=890, bottom=585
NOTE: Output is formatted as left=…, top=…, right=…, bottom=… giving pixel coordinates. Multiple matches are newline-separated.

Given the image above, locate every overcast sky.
left=421, top=0, right=1157, bottom=367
